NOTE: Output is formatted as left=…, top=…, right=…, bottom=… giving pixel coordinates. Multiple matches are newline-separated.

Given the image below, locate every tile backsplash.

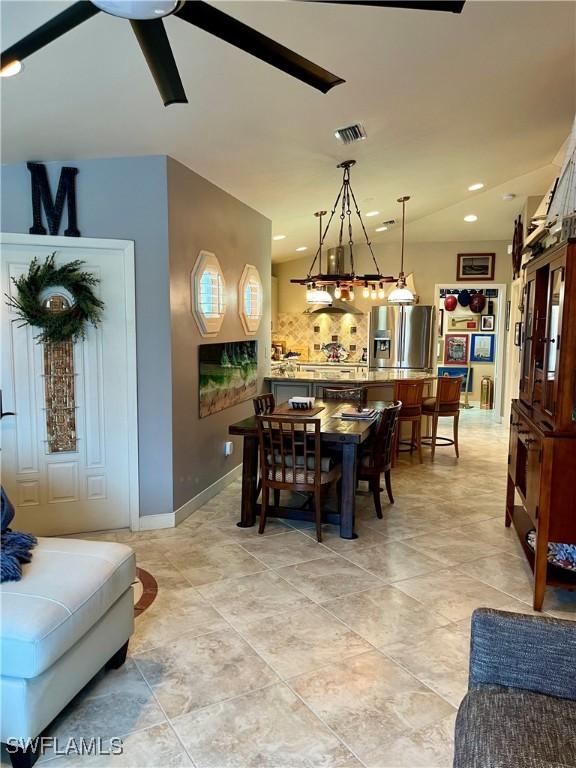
left=273, top=312, right=368, bottom=361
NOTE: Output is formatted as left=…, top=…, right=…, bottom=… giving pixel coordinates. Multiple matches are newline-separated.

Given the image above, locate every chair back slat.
left=370, top=402, right=402, bottom=470
left=323, top=387, right=367, bottom=405
left=256, top=415, right=321, bottom=490
left=394, top=380, right=425, bottom=407
left=253, top=393, right=275, bottom=415
left=437, top=375, right=463, bottom=406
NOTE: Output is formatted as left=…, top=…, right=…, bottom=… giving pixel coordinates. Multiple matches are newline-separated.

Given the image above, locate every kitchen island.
left=265, top=367, right=434, bottom=402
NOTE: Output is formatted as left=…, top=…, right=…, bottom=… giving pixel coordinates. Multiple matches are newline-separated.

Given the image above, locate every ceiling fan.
left=1, top=0, right=466, bottom=106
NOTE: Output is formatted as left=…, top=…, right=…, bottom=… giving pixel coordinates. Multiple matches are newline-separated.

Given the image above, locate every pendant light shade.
left=388, top=196, right=415, bottom=305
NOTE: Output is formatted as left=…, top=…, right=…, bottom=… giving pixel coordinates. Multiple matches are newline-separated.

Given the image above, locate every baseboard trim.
left=135, top=464, right=242, bottom=530
left=174, top=464, right=243, bottom=526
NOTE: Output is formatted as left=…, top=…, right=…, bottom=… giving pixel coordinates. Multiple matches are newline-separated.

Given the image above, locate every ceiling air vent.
left=334, top=123, right=367, bottom=145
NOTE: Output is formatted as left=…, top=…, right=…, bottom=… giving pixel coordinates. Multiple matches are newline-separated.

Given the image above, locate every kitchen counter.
left=264, top=369, right=434, bottom=401
left=265, top=369, right=432, bottom=383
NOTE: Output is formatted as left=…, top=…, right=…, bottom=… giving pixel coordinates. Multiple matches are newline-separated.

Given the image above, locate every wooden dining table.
left=228, top=399, right=388, bottom=539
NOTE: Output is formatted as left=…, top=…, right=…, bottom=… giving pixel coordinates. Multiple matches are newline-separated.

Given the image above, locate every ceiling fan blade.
left=1, top=1, right=100, bottom=69
left=295, top=1, right=465, bottom=12
left=174, top=1, right=344, bottom=93
left=130, top=19, right=187, bottom=106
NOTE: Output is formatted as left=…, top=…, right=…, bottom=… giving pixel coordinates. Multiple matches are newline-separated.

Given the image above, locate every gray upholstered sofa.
left=454, top=608, right=576, bottom=768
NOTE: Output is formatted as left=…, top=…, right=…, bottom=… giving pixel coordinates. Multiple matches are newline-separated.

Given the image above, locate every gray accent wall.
left=1, top=156, right=173, bottom=517
left=167, top=157, right=271, bottom=511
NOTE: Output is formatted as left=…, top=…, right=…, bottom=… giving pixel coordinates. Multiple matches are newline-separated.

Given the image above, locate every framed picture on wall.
left=438, top=366, right=473, bottom=392
left=481, top=314, right=495, bottom=331
left=448, top=314, right=480, bottom=332
left=444, top=334, right=469, bottom=364
left=470, top=334, right=495, bottom=363
left=438, top=308, right=444, bottom=337
left=457, top=253, right=496, bottom=281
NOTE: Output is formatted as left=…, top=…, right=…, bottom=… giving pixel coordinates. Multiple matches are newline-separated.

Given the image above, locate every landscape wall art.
left=199, top=341, right=258, bottom=418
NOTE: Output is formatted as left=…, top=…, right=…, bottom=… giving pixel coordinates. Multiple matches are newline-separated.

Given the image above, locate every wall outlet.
left=224, top=441, right=234, bottom=457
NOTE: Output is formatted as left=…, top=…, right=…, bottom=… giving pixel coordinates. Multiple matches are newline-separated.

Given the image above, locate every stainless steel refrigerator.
left=369, top=305, right=435, bottom=370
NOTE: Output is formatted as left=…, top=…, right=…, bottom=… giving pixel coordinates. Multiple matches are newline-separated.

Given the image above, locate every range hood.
left=303, top=297, right=363, bottom=315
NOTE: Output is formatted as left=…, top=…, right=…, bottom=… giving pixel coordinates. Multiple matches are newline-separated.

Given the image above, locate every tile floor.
left=6, top=410, right=576, bottom=768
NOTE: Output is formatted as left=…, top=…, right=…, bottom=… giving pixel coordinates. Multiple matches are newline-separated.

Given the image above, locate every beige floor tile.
left=131, top=586, right=228, bottom=653
left=197, top=570, right=313, bottom=624
left=38, top=723, right=192, bottom=767
left=40, top=660, right=166, bottom=757
left=136, top=559, right=194, bottom=591
left=173, top=683, right=358, bottom=768
left=302, top=522, right=394, bottom=553
left=290, top=651, right=455, bottom=764
left=236, top=605, right=372, bottom=679
left=214, top=517, right=292, bottom=540
left=276, top=556, right=383, bottom=602
left=457, top=552, right=534, bottom=603
left=343, top=541, right=445, bottom=584
left=394, top=567, right=535, bottom=622
left=322, top=585, right=451, bottom=648
left=403, top=529, right=502, bottom=566
left=384, top=624, right=470, bottom=707
left=171, top=542, right=267, bottom=586
left=240, top=531, right=333, bottom=568
left=456, top=517, right=526, bottom=555
left=134, top=628, right=278, bottom=718
left=360, top=712, right=456, bottom=768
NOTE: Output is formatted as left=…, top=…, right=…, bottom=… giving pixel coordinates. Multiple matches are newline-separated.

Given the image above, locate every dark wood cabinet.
left=507, top=239, right=576, bottom=609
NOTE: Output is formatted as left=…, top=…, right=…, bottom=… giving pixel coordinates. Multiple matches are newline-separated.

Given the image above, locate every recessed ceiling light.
left=0, top=60, right=22, bottom=77
left=375, top=226, right=388, bottom=232
left=502, top=193, right=516, bottom=201
left=272, top=234, right=286, bottom=241
left=468, top=183, right=484, bottom=191
left=464, top=214, right=478, bottom=223
left=295, top=246, right=307, bottom=252
left=365, top=211, right=380, bottom=217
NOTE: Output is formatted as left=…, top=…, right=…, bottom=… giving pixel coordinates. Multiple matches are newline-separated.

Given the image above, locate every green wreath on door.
left=6, top=252, right=104, bottom=344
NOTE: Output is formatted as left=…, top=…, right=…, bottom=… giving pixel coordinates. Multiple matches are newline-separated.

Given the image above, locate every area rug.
left=133, top=567, right=158, bottom=617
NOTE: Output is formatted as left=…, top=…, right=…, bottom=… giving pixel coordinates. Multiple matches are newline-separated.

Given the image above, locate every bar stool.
left=421, top=375, right=463, bottom=459
left=393, top=380, right=425, bottom=464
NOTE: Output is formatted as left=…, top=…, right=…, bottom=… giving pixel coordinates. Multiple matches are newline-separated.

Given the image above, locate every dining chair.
left=422, top=375, right=463, bottom=459
left=253, top=393, right=275, bottom=415
left=357, top=402, right=402, bottom=518
left=256, top=415, right=341, bottom=542
left=253, top=393, right=276, bottom=501
left=323, top=387, right=368, bottom=406
left=393, top=380, right=425, bottom=464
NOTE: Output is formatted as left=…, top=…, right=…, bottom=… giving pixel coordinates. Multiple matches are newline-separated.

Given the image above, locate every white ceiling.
left=1, top=1, right=574, bottom=262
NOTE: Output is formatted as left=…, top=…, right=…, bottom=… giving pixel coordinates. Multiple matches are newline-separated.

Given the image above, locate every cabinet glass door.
left=520, top=279, right=534, bottom=402
left=543, top=266, right=564, bottom=415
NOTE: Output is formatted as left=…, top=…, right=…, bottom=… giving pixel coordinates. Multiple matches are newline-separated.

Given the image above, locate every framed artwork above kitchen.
left=456, top=253, right=496, bottom=281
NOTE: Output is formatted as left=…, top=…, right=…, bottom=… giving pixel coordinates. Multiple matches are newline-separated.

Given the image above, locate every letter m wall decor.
left=27, top=162, right=80, bottom=237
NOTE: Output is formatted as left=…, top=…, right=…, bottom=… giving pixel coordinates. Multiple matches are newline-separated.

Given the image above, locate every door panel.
left=2, top=239, right=136, bottom=535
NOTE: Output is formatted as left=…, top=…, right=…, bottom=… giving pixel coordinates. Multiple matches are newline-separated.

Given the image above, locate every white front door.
left=1, top=234, right=138, bottom=535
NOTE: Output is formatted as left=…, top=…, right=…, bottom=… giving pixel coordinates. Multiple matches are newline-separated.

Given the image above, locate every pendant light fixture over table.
left=291, top=160, right=395, bottom=305
left=388, top=196, right=416, bottom=305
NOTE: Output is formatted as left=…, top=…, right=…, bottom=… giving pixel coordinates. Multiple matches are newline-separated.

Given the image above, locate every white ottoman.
left=0, top=537, right=135, bottom=768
